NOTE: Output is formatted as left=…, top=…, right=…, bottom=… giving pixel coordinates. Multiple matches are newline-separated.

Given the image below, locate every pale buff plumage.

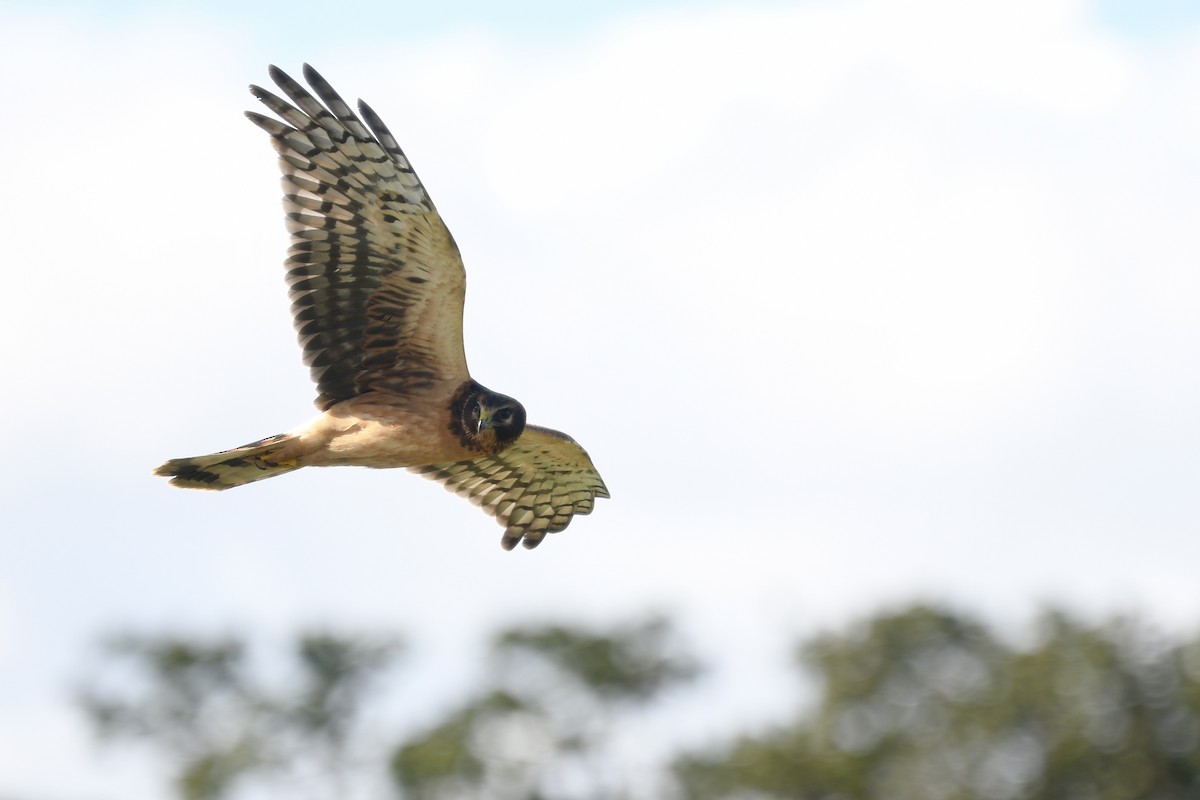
left=155, top=65, right=607, bottom=550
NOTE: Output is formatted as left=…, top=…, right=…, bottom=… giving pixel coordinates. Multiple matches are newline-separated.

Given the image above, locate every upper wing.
left=412, top=425, right=611, bottom=550
left=246, top=64, right=469, bottom=410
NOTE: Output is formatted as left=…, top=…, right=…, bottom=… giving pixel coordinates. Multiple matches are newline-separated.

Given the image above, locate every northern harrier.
left=156, top=64, right=609, bottom=550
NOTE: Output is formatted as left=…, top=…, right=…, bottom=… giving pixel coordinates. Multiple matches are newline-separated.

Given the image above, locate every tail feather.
left=155, top=433, right=302, bottom=490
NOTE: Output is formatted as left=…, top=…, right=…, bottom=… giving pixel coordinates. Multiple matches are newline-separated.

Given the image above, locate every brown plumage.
left=155, top=64, right=608, bottom=550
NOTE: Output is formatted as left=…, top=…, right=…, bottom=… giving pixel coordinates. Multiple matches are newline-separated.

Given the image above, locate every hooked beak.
left=475, top=406, right=492, bottom=434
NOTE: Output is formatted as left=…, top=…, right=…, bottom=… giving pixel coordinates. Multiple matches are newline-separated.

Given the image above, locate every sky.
left=2, top=0, right=1199, bottom=797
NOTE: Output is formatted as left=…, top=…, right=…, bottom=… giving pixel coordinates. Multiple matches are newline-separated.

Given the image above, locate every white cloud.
left=2, top=2, right=1200, bottom=797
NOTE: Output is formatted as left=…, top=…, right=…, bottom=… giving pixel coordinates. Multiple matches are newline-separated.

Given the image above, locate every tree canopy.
left=79, top=606, right=1200, bottom=799
left=676, top=606, right=1200, bottom=800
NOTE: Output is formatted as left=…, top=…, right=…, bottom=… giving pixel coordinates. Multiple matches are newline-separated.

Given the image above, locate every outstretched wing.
left=246, top=64, right=469, bottom=410
left=412, top=426, right=610, bottom=550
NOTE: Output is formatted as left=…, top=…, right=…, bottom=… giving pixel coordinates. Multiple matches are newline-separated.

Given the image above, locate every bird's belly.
left=294, top=406, right=471, bottom=468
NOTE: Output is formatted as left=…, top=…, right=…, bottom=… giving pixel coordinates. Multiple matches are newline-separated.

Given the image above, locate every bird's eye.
left=495, top=408, right=513, bottom=424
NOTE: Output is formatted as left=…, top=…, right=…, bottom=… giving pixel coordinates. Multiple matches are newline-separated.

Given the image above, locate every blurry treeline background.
left=78, top=604, right=1200, bottom=799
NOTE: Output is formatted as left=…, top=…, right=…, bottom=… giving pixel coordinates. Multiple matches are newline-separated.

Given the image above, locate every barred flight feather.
left=157, top=65, right=608, bottom=552
left=247, top=64, right=467, bottom=410
left=413, top=426, right=610, bottom=550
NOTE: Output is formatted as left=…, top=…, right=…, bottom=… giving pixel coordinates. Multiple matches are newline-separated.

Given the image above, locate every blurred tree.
left=79, top=606, right=1200, bottom=800
left=79, top=631, right=402, bottom=800
left=675, top=606, right=1200, bottom=800
left=390, top=615, right=701, bottom=800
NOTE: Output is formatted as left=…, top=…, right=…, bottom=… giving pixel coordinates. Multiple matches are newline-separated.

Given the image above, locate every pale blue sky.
left=9, top=0, right=1200, bottom=42
left=1095, top=0, right=1200, bottom=35
left=11, top=0, right=732, bottom=40
left=2, top=1, right=1199, bottom=797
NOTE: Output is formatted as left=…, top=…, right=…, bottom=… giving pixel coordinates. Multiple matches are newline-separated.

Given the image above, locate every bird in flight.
left=156, top=64, right=608, bottom=550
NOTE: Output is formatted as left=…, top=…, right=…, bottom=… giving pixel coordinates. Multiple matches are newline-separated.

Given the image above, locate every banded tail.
left=155, top=433, right=303, bottom=490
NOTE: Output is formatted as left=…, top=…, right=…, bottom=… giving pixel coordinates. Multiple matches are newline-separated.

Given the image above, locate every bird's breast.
left=293, top=396, right=479, bottom=468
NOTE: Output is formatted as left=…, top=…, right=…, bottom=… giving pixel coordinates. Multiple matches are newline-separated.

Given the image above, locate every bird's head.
left=454, top=382, right=526, bottom=454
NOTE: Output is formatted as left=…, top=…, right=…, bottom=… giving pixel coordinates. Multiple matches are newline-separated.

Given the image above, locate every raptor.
left=156, top=65, right=608, bottom=550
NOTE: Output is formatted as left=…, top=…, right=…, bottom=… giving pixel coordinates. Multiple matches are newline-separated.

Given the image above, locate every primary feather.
left=156, top=64, right=608, bottom=550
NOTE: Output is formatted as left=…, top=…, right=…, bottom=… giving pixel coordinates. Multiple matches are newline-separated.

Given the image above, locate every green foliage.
left=79, top=606, right=1200, bottom=800
left=675, top=606, right=1200, bottom=800
left=80, top=636, right=261, bottom=800
left=494, top=615, right=700, bottom=703
left=390, top=616, right=699, bottom=800
left=290, top=633, right=401, bottom=746
left=79, top=631, right=402, bottom=800
left=391, top=691, right=534, bottom=800
left=177, top=745, right=261, bottom=800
